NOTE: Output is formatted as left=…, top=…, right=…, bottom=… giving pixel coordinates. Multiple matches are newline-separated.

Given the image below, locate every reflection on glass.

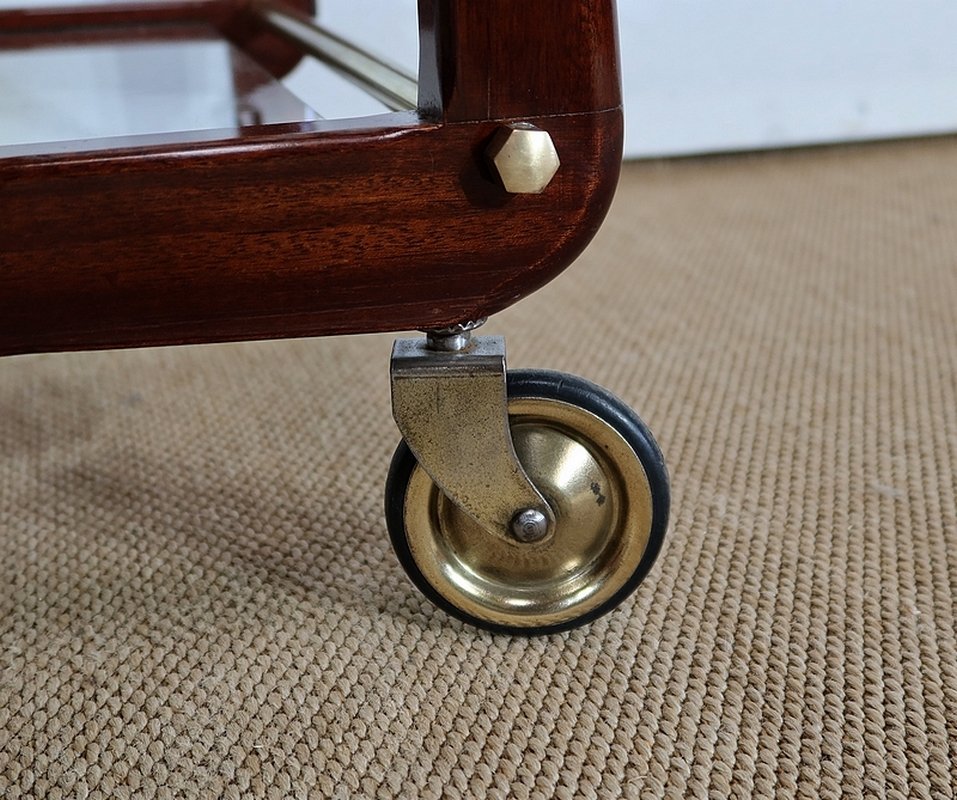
left=0, top=37, right=321, bottom=150
left=0, top=0, right=169, bottom=6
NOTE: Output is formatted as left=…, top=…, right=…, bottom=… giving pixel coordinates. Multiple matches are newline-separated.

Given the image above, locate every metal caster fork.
left=385, top=325, right=670, bottom=635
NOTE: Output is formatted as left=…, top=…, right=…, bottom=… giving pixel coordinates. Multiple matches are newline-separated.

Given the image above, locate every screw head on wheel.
left=509, top=508, right=549, bottom=543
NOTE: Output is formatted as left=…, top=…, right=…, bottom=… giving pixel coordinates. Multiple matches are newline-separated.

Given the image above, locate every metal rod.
left=258, top=4, right=418, bottom=112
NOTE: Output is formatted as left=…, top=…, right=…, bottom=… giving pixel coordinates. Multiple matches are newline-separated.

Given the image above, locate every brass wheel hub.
left=402, top=396, right=654, bottom=630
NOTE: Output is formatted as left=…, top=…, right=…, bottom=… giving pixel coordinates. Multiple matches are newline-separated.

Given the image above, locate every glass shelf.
left=0, top=33, right=322, bottom=154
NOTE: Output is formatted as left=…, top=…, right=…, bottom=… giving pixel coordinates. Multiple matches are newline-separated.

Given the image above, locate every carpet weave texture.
left=2, top=140, right=956, bottom=799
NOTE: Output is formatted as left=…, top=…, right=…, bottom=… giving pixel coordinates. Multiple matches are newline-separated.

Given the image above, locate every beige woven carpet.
left=2, top=139, right=957, bottom=799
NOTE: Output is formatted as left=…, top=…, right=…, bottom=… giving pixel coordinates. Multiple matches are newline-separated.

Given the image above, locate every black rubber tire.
left=385, top=369, right=670, bottom=635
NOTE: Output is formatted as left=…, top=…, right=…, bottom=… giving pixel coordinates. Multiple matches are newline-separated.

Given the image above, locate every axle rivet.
left=510, top=508, right=549, bottom=543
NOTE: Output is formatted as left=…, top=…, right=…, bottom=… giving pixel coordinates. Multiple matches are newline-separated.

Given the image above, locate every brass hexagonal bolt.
left=486, top=123, right=561, bottom=194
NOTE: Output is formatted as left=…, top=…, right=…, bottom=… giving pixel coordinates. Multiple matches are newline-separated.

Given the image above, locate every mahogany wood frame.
left=0, top=0, right=623, bottom=356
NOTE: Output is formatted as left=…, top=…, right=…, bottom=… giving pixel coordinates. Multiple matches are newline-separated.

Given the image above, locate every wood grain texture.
left=0, top=111, right=622, bottom=355
left=0, top=0, right=623, bottom=355
left=417, top=0, right=621, bottom=122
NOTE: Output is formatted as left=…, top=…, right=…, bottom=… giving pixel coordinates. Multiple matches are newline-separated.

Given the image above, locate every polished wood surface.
left=417, top=0, right=621, bottom=122
left=0, top=0, right=623, bottom=356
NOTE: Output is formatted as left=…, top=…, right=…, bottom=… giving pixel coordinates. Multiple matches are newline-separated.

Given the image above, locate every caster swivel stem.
left=390, top=327, right=554, bottom=542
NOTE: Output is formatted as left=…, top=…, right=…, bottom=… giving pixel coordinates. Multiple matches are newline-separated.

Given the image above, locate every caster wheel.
left=385, top=369, right=670, bottom=635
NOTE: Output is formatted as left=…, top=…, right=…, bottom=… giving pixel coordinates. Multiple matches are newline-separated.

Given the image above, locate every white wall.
left=315, top=0, right=957, bottom=158
left=620, top=0, right=957, bottom=156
